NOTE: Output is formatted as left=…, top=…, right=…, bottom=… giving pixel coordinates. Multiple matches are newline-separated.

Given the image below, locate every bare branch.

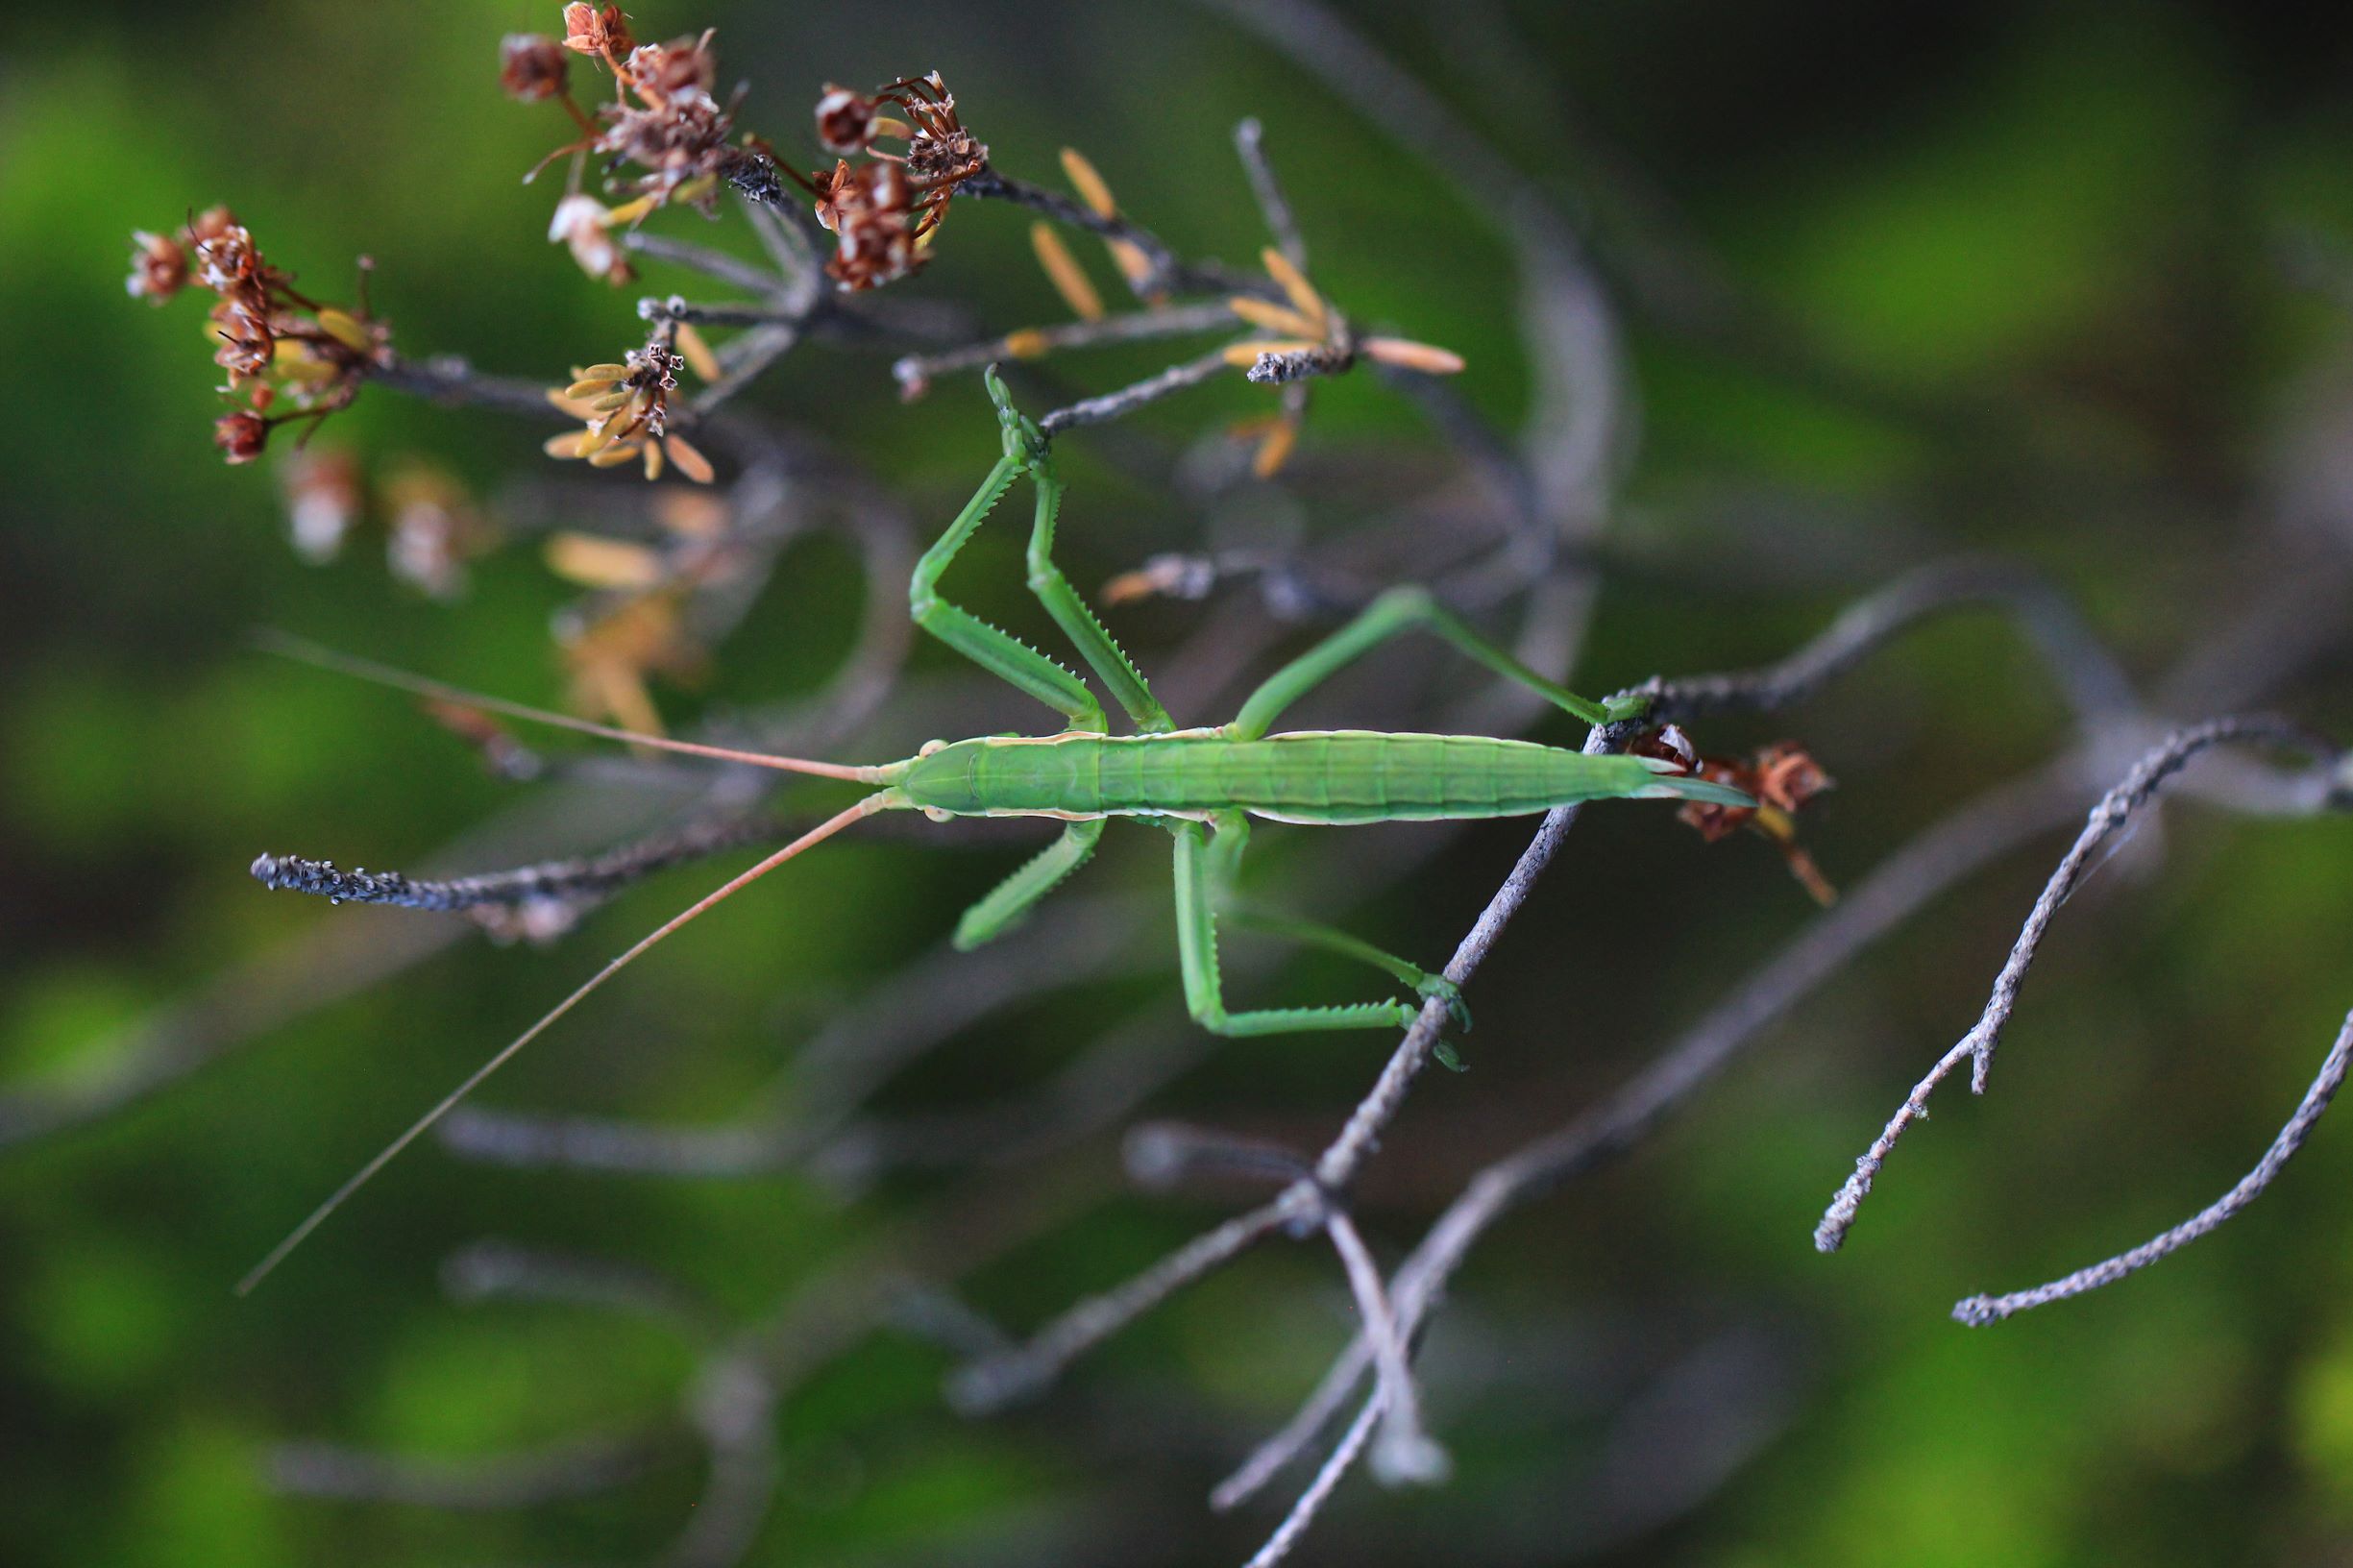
left=1628, top=556, right=2140, bottom=728
left=621, top=230, right=786, bottom=296
left=1240, top=1393, right=1383, bottom=1568
left=1817, top=715, right=2344, bottom=1253
left=893, top=302, right=1238, bottom=399
left=1038, top=350, right=1235, bottom=437
left=249, top=814, right=797, bottom=916
left=1234, top=118, right=1308, bottom=266
left=944, top=1198, right=1296, bottom=1415
left=1323, top=1210, right=1445, bottom=1484
left=1954, top=1008, right=2353, bottom=1325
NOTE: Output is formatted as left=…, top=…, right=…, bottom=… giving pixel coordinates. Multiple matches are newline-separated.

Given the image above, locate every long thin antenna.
left=236, top=791, right=897, bottom=1294
left=255, top=630, right=885, bottom=783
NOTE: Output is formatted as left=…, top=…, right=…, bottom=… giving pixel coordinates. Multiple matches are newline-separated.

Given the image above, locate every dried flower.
left=126, top=230, right=187, bottom=304
left=548, top=194, right=634, bottom=284
left=1222, top=249, right=1465, bottom=383
left=810, top=159, right=920, bottom=290
left=383, top=462, right=489, bottom=600
left=500, top=33, right=570, bottom=101
left=625, top=31, right=714, bottom=100
left=1634, top=727, right=1839, bottom=904
left=519, top=17, right=749, bottom=223
left=558, top=589, right=705, bottom=737
left=136, top=207, right=392, bottom=464
left=780, top=72, right=988, bottom=290
left=543, top=326, right=716, bottom=482
left=279, top=447, right=364, bottom=562
left=561, top=2, right=631, bottom=58
left=214, top=408, right=270, bottom=464
left=814, top=83, right=881, bottom=154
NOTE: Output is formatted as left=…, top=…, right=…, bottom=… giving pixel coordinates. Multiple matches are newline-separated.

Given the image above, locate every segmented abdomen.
left=1060, top=731, right=1653, bottom=822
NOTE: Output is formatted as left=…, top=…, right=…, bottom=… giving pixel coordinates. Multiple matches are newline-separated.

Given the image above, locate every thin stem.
left=249, top=815, right=798, bottom=915
left=1953, top=1009, right=2353, bottom=1324
left=893, top=301, right=1238, bottom=398
left=1234, top=117, right=1307, bottom=266
left=1037, top=349, right=1234, bottom=437
left=1816, top=716, right=2342, bottom=1253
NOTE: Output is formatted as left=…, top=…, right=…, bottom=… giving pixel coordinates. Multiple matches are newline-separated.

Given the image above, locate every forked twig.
left=1817, top=715, right=2345, bottom=1254
left=1953, top=1009, right=2353, bottom=1324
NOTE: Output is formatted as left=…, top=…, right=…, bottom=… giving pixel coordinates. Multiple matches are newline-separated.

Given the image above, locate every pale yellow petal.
left=545, top=532, right=667, bottom=590
left=1260, top=247, right=1325, bottom=327
left=663, top=434, right=716, bottom=485
left=1360, top=336, right=1466, bottom=376
left=674, top=322, right=722, bottom=383
left=1030, top=222, right=1104, bottom=322
left=1227, top=296, right=1321, bottom=338
left=1059, top=147, right=1118, bottom=217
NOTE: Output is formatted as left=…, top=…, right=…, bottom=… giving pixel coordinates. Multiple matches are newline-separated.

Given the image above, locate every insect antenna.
left=254, top=629, right=887, bottom=783
left=235, top=790, right=897, bottom=1295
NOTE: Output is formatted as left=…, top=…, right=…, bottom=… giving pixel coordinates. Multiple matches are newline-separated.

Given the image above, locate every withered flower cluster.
left=543, top=320, right=717, bottom=483
left=787, top=72, right=990, bottom=290
left=279, top=449, right=494, bottom=600
left=129, top=208, right=391, bottom=465
left=1636, top=725, right=1839, bottom=903
left=505, top=6, right=759, bottom=283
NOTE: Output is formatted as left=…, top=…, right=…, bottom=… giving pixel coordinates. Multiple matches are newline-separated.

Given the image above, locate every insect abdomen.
left=1211, top=732, right=1628, bottom=823
left=905, top=731, right=1727, bottom=822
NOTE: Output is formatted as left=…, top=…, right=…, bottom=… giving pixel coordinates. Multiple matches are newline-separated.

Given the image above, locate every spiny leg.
left=988, top=367, right=1174, bottom=733
left=952, top=818, right=1104, bottom=951
left=1171, top=815, right=1423, bottom=1039
left=1202, top=812, right=1466, bottom=1028
left=1221, top=909, right=1470, bottom=1033
left=910, top=450, right=1107, bottom=732
left=1225, top=585, right=1646, bottom=741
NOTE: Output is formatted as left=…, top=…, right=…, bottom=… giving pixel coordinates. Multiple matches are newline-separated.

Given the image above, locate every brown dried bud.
left=190, top=213, right=260, bottom=291
left=126, top=230, right=187, bottom=304
left=214, top=409, right=270, bottom=464
left=627, top=33, right=715, bottom=100
left=560, top=2, right=631, bottom=56
left=500, top=34, right=570, bottom=101
left=1751, top=743, right=1833, bottom=815
left=209, top=296, right=275, bottom=383
left=815, top=84, right=875, bottom=153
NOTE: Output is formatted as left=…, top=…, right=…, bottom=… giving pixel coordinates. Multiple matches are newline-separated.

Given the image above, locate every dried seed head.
left=500, top=33, right=570, bottom=101
left=560, top=2, right=631, bottom=56
left=815, top=84, right=876, bottom=153
left=626, top=32, right=717, bottom=101
left=190, top=211, right=260, bottom=291
left=1751, top=743, right=1834, bottom=815
left=214, top=408, right=270, bottom=464
left=126, top=230, right=188, bottom=304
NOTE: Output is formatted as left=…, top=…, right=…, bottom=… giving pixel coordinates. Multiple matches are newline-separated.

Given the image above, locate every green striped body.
left=898, top=729, right=1743, bottom=824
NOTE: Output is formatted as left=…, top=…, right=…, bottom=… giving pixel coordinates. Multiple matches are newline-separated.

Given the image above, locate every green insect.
left=240, top=369, right=1749, bottom=1290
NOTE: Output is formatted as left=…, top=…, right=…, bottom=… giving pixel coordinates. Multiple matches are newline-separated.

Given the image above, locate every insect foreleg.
left=910, top=451, right=1108, bottom=731
left=984, top=367, right=1173, bottom=733
left=1024, top=461, right=1174, bottom=733
left=1170, top=816, right=1423, bottom=1039
left=1225, top=586, right=1644, bottom=740
left=951, top=817, right=1105, bottom=951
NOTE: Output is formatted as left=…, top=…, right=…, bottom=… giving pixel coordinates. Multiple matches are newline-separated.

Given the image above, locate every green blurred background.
left=7, top=1, right=2353, bottom=1563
